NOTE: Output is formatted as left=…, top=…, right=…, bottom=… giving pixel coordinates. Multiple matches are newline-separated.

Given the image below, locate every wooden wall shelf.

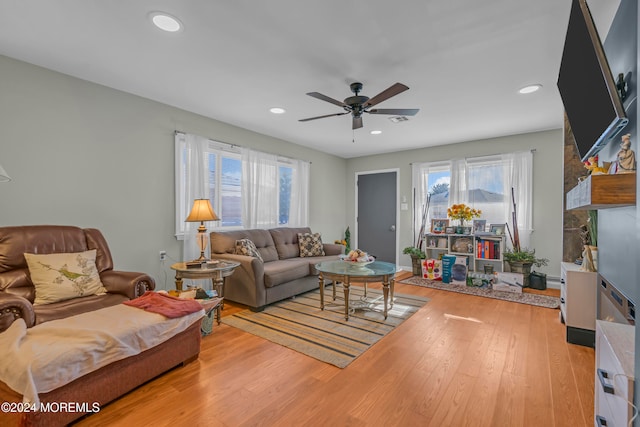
left=566, top=173, right=636, bottom=210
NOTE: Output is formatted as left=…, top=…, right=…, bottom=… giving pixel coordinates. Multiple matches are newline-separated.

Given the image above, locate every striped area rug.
left=222, top=286, right=429, bottom=368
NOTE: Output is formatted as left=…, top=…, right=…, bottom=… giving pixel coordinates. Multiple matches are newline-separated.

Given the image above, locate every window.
left=466, top=156, right=505, bottom=226
left=218, top=155, right=242, bottom=227
left=279, top=165, right=292, bottom=225
left=175, top=132, right=308, bottom=237
left=175, top=135, right=242, bottom=235
left=412, top=151, right=532, bottom=245
left=423, top=163, right=451, bottom=221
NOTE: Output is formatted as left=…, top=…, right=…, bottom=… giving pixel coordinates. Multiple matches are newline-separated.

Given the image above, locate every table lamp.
left=185, top=199, right=219, bottom=262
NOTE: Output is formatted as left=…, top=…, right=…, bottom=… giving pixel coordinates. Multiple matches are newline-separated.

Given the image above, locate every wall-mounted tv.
left=557, top=0, right=628, bottom=161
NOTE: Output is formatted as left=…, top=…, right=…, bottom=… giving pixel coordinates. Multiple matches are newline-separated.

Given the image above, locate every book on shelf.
left=476, top=238, right=500, bottom=260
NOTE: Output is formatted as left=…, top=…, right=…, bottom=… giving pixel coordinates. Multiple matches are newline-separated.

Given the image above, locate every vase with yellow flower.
left=447, top=203, right=482, bottom=234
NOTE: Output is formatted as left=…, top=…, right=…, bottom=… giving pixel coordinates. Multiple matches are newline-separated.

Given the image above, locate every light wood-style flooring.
left=75, top=272, right=594, bottom=426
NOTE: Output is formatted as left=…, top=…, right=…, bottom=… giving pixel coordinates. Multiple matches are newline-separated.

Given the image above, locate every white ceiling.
left=0, top=0, right=587, bottom=158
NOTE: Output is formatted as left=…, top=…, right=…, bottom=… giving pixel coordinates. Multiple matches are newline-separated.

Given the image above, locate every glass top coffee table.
left=315, top=260, right=397, bottom=320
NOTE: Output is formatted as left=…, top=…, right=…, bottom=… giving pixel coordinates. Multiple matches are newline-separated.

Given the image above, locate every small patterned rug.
left=399, top=276, right=560, bottom=309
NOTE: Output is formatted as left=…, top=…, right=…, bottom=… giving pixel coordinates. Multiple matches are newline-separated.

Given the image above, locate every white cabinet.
left=560, top=262, right=597, bottom=346
left=424, top=234, right=504, bottom=272
left=595, top=320, right=635, bottom=427
left=474, top=236, right=504, bottom=273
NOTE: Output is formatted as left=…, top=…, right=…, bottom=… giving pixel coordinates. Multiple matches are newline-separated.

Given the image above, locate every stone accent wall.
left=563, top=113, right=589, bottom=263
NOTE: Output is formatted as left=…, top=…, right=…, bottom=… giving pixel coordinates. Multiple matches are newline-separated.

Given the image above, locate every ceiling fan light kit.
left=300, top=82, right=419, bottom=130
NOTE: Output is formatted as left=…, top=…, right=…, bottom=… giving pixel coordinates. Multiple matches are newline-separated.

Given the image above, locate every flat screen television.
left=557, top=0, right=628, bottom=161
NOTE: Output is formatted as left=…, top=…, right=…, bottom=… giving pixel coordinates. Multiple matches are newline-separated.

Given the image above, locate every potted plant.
left=503, top=248, right=548, bottom=288
left=403, top=246, right=426, bottom=276
left=503, top=248, right=548, bottom=269
left=579, top=210, right=598, bottom=271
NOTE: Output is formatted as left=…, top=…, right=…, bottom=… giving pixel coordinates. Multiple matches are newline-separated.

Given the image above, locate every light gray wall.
left=345, top=129, right=564, bottom=277
left=0, top=55, right=347, bottom=290
left=0, top=53, right=564, bottom=286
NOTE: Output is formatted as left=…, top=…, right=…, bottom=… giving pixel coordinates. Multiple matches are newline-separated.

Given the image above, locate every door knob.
left=390, top=225, right=396, bottom=231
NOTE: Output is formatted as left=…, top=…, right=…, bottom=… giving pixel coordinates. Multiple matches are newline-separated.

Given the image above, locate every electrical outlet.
left=159, top=250, right=167, bottom=261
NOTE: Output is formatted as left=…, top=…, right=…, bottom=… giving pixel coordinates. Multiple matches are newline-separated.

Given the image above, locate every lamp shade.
left=186, top=199, right=219, bottom=222
left=0, top=164, right=11, bottom=182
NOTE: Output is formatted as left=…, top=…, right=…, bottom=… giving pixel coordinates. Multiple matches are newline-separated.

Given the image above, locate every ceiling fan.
left=299, top=82, right=419, bottom=130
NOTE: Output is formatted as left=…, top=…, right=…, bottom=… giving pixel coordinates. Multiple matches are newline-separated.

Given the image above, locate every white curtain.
left=177, top=132, right=209, bottom=261
left=288, top=159, right=310, bottom=226
left=241, top=147, right=280, bottom=229
left=502, top=151, right=533, bottom=249
left=241, top=148, right=310, bottom=228
left=448, top=158, right=468, bottom=205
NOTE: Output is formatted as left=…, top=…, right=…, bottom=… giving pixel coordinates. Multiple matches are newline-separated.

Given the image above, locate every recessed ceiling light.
left=270, top=107, right=286, bottom=114
left=149, top=12, right=183, bottom=32
left=370, top=130, right=382, bottom=135
left=518, top=84, right=542, bottom=94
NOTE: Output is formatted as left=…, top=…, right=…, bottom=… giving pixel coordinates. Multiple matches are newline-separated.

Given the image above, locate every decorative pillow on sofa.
left=235, top=239, right=263, bottom=261
left=24, top=249, right=108, bottom=305
left=297, top=233, right=325, bottom=257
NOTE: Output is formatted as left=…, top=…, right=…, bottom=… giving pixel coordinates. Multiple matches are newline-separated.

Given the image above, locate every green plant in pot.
left=503, top=248, right=548, bottom=287
left=403, top=247, right=426, bottom=276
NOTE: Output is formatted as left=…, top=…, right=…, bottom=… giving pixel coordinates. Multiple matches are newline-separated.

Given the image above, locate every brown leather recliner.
left=0, top=225, right=155, bottom=332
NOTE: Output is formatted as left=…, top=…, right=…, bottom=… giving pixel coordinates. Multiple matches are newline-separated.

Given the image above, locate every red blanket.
left=123, top=291, right=203, bottom=318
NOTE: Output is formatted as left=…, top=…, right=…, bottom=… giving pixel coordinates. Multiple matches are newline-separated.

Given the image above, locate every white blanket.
left=0, top=304, right=204, bottom=405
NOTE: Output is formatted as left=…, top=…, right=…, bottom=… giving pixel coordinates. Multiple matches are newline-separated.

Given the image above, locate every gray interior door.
left=357, top=171, right=397, bottom=263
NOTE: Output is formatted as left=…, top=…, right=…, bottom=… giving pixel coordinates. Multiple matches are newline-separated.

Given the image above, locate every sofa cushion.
left=24, top=250, right=107, bottom=305
left=269, top=227, right=312, bottom=259
left=210, top=229, right=279, bottom=262
left=234, top=239, right=263, bottom=262
left=263, top=259, right=310, bottom=288
left=298, top=233, right=325, bottom=257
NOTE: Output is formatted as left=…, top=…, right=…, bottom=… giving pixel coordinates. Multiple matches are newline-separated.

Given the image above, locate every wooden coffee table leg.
left=382, top=275, right=390, bottom=319
left=319, top=273, right=325, bottom=310
left=343, top=278, right=350, bottom=321
left=390, top=278, right=395, bottom=307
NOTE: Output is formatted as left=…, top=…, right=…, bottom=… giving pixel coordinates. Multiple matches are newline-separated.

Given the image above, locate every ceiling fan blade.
left=306, top=92, right=347, bottom=108
left=352, top=116, right=363, bottom=129
left=299, top=112, right=349, bottom=122
left=367, top=108, right=420, bottom=116
left=363, top=83, right=409, bottom=108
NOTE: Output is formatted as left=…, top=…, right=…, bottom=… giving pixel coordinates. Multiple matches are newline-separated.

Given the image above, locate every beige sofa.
left=209, top=227, right=343, bottom=310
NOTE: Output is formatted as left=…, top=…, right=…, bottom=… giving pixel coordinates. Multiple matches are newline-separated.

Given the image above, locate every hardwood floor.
left=75, top=272, right=594, bottom=427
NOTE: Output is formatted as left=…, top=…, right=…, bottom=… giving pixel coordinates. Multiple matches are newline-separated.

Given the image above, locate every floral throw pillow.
left=235, top=239, right=263, bottom=261
left=298, top=233, right=325, bottom=257
left=24, top=249, right=107, bottom=305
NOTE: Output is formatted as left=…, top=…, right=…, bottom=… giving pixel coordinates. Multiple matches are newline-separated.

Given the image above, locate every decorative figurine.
left=615, top=133, right=636, bottom=174
left=583, top=155, right=608, bottom=175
